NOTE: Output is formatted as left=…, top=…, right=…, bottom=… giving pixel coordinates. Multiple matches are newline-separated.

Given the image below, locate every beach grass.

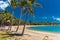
left=0, top=32, right=8, bottom=40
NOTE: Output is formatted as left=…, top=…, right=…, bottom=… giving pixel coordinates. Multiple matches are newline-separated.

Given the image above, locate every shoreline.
left=25, top=28, right=60, bottom=40
left=26, top=29, right=60, bottom=36
left=4, top=25, right=60, bottom=27
left=1, top=25, right=60, bottom=40
left=26, top=25, right=60, bottom=35
left=2, top=25, right=60, bottom=35
left=25, top=25, right=60, bottom=40
left=4, top=25, right=60, bottom=35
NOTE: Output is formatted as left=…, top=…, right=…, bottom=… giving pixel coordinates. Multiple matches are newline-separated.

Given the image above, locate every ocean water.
left=28, top=25, right=60, bottom=33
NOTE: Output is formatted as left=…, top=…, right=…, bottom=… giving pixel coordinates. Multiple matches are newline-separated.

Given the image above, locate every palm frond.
left=22, top=8, right=27, bottom=15
left=29, top=0, right=35, bottom=4
left=28, top=8, right=34, bottom=16
left=11, top=0, right=18, bottom=9
left=32, top=3, right=42, bottom=7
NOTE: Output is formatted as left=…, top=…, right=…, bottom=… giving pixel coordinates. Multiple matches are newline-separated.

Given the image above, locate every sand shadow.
left=1, top=33, right=25, bottom=37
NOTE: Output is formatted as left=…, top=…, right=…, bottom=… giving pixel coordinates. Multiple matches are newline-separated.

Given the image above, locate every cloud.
left=54, top=18, right=60, bottom=21
left=28, top=15, right=60, bottom=22
left=7, top=0, right=11, bottom=4
left=52, top=16, right=60, bottom=21
left=56, top=18, right=60, bottom=21
left=0, top=1, right=9, bottom=10
left=39, top=16, right=60, bottom=22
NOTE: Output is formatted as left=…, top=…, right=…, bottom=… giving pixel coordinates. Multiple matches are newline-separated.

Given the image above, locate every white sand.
left=2, top=25, right=60, bottom=40
left=25, top=29, right=60, bottom=40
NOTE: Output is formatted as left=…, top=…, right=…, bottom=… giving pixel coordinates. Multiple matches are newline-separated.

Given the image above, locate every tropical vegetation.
left=0, top=0, right=59, bottom=37
left=0, top=0, right=41, bottom=36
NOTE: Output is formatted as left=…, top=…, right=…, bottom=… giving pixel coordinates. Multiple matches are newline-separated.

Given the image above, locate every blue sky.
left=0, top=0, right=60, bottom=22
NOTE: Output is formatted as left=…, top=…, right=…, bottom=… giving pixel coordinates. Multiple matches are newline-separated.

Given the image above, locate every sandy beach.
left=0, top=25, right=60, bottom=40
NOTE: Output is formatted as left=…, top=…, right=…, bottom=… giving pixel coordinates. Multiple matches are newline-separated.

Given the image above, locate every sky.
left=0, top=0, right=60, bottom=22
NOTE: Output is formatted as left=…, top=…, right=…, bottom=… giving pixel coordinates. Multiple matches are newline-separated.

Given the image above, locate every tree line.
left=0, top=0, right=40, bottom=36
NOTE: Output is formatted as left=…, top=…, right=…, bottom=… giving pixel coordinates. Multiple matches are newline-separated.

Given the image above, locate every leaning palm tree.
left=21, top=0, right=41, bottom=35
left=15, top=0, right=27, bottom=32
left=8, top=0, right=18, bottom=31
left=15, top=0, right=36, bottom=32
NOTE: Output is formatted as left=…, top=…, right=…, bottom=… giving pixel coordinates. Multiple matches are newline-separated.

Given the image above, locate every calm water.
left=28, top=26, right=60, bottom=33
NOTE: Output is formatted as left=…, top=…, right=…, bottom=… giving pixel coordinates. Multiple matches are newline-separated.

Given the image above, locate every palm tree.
left=0, top=10, right=10, bottom=30
left=8, top=0, right=18, bottom=31
left=15, top=0, right=27, bottom=32
left=21, top=0, right=41, bottom=35
left=1, top=10, right=8, bottom=27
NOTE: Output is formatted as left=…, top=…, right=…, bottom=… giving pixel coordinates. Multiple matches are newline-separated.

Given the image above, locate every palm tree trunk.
left=8, top=10, right=14, bottom=31
left=21, top=13, right=28, bottom=35
left=15, top=8, right=22, bottom=32
left=1, top=20, right=4, bottom=30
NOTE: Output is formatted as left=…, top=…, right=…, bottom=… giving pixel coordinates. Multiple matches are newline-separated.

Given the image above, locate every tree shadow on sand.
left=0, top=27, right=28, bottom=39
left=0, top=32, right=28, bottom=38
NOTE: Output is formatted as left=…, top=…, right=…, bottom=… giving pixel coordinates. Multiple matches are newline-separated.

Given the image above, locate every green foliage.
left=11, top=0, right=18, bottom=9
left=0, top=0, right=41, bottom=26
left=22, top=0, right=41, bottom=17
left=29, top=0, right=35, bottom=4
left=0, top=10, right=24, bottom=26
left=28, top=21, right=60, bottom=25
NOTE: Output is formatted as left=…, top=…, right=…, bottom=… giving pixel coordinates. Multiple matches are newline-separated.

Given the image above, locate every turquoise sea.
left=28, top=25, right=60, bottom=33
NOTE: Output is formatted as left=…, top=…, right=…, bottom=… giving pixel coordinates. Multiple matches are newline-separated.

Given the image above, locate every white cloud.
left=40, top=16, right=60, bottom=22
left=7, top=0, right=11, bottom=4
left=52, top=16, right=60, bottom=21
left=55, top=18, right=60, bottom=21
left=0, top=1, right=9, bottom=10
left=28, top=15, right=60, bottom=22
